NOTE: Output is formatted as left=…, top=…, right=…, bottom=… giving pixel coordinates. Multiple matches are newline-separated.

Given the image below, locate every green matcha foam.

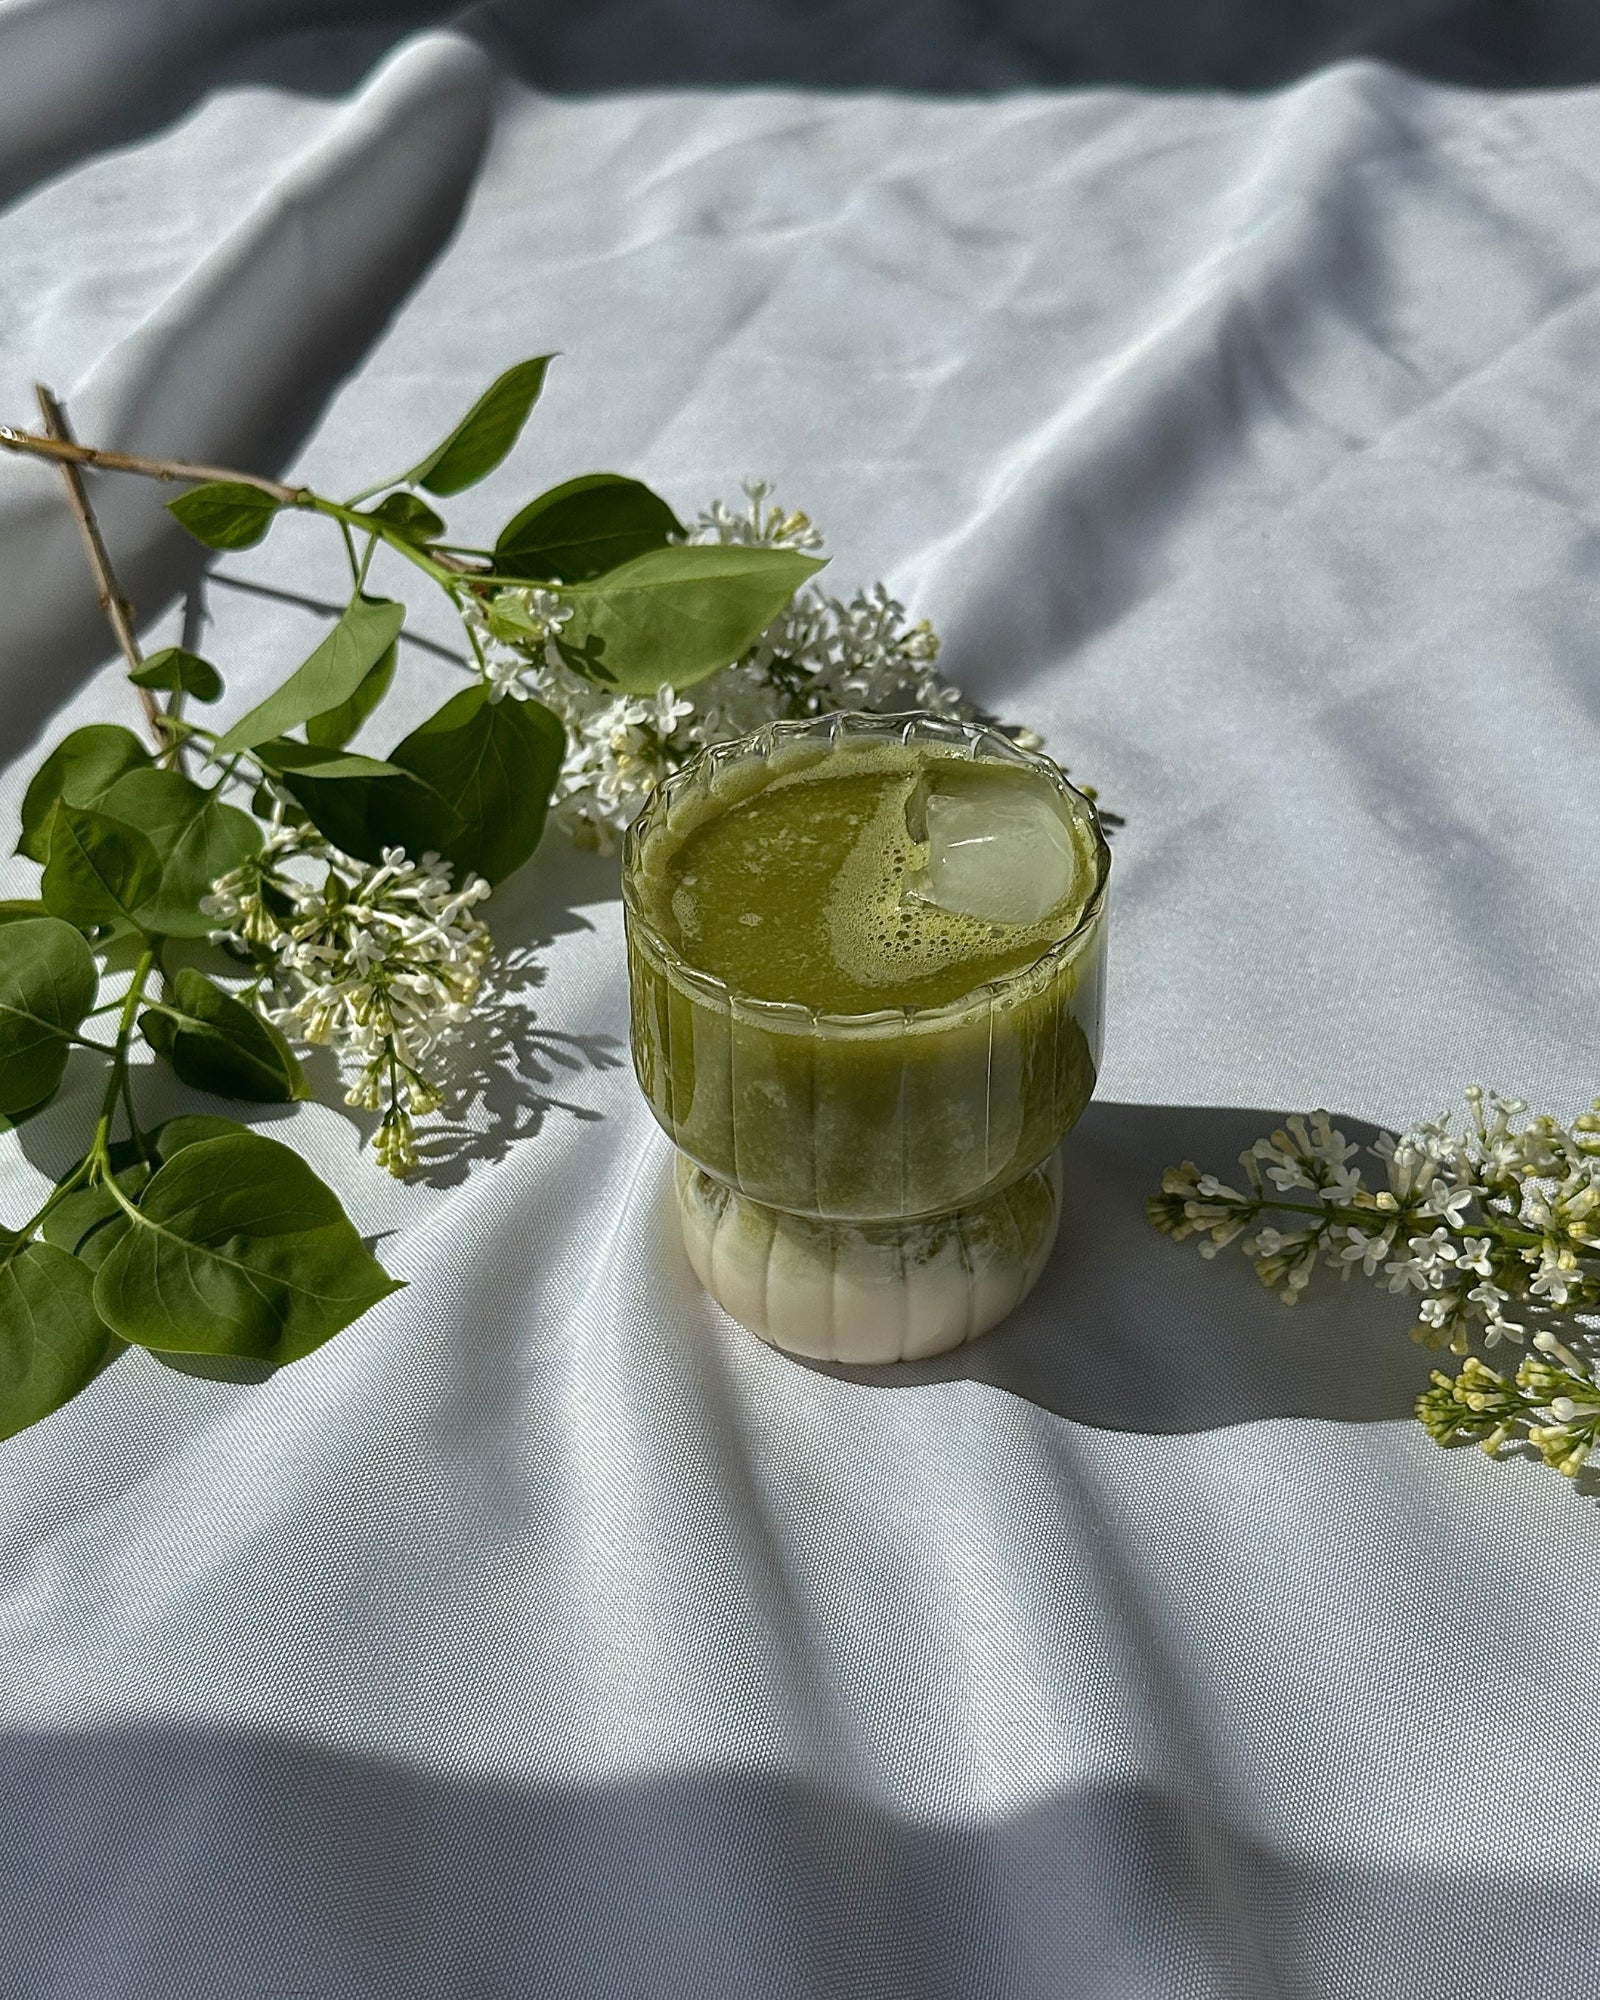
left=639, top=739, right=1096, bottom=1015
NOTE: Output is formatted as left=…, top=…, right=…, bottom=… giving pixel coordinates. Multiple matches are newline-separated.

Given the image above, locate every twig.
left=32, top=385, right=165, bottom=746
left=0, top=423, right=302, bottom=505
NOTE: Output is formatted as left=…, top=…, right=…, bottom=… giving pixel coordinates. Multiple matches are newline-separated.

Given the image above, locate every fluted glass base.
left=676, top=1149, right=1062, bottom=1365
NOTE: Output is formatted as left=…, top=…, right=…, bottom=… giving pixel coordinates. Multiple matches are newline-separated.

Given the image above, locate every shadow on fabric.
left=0, top=31, right=493, bottom=746
left=466, top=0, right=1600, bottom=91
left=0, top=7, right=444, bottom=213
left=3, top=0, right=1597, bottom=231
left=0, top=1723, right=1586, bottom=1997
left=795, top=1101, right=1442, bottom=1433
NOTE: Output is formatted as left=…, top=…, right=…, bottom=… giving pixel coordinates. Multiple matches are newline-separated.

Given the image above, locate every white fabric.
left=1, top=14, right=1597, bottom=1996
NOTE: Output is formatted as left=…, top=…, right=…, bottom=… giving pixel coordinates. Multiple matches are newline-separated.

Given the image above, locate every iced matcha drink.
left=622, top=713, right=1109, bottom=1363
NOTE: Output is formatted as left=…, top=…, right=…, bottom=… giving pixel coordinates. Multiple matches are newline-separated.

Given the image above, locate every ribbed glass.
left=623, top=711, right=1110, bottom=1224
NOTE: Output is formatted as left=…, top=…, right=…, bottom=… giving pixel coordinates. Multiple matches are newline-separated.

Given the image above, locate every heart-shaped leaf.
left=168, top=481, right=282, bottom=551
left=96, top=769, right=261, bottom=938
left=557, top=543, right=825, bottom=693
left=41, top=805, right=163, bottom=930
left=389, top=684, right=563, bottom=885
left=93, top=1132, right=403, bottom=1363
left=0, top=1240, right=119, bottom=1441
left=494, top=474, right=682, bottom=583
left=129, top=647, right=223, bottom=703
left=254, top=740, right=466, bottom=867
left=141, top=968, right=305, bottom=1103
left=0, top=917, right=98, bottom=1116
left=215, top=596, right=405, bottom=755
left=18, top=725, right=152, bottom=863
left=406, top=356, right=555, bottom=497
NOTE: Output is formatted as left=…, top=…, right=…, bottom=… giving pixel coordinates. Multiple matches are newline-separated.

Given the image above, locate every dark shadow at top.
left=798, top=1100, right=1443, bottom=1433
left=467, top=0, right=1600, bottom=91
left=0, top=8, right=443, bottom=216
left=4, top=0, right=1592, bottom=242
left=0, top=1721, right=1590, bottom=1997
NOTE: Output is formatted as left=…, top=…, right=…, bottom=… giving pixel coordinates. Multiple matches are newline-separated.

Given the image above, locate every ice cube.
left=907, top=775, right=1078, bottom=927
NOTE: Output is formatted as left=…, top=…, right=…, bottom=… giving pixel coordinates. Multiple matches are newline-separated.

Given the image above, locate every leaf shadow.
left=790, top=1100, right=1447, bottom=1436
left=205, top=570, right=474, bottom=672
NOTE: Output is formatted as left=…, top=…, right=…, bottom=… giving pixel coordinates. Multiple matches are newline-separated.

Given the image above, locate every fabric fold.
left=0, top=28, right=491, bottom=744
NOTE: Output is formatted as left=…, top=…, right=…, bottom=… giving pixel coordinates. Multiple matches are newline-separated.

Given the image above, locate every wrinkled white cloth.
left=0, top=12, right=1597, bottom=1997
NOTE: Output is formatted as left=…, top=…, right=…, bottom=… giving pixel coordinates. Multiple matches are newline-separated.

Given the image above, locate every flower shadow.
left=396, top=843, right=630, bottom=1186
left=795, top=1100, right=1444, bottom=1435
left=329, top=942, right=626, bottom=1192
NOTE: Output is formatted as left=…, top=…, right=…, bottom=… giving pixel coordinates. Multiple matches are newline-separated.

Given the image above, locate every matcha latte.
left=622, top=713, right=1110, bottom=1363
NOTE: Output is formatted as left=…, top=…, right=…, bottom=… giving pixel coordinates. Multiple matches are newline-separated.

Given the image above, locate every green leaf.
left=39, top=1127, right=233, bottom=1281
left=389, top=684, right=563, bottom=886
left=129, top=647, right=223, bottom=703
left=39, top=1126, right=242, bottom=1374
left=47, top=1124, right=250, bottom=1281
left=215, top=597, right=405, bottom=756
left=363, top=492, right=445, bottom=545
left=406, top=355, right=555, bottom=497
left=494, top=474, right=683, bottom=583
left=305, top=640, right=396, bottom=751
left=40, top=1165, right=150, bottom=1273
left=0, top=917, right=98, bottom=1116
left=0, top=901, right=48, bottom=926
left=93, top=1132, right=403, bottom=1363
left=167, top=481, right=282, bottom=551
left=0, top=1240, right=119, bottom=1441
left=95, top=768, right=261, bottom=938
left=41, top=805, right=163, bottom=930
left=254, top=739, right=466, bottom=867
left=142, top=968, right=305, bottom=1103
left=154, top=1114, right=250, bottom=1159
left=558, top=543, right=826, bottom=693
left=18, top=725, right=153, bottom=863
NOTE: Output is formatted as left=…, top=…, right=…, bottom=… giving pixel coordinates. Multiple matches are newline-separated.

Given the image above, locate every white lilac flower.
left=1480, top=1317, right=1527, bottom=1348
left=692, top=480, right=824, bottom=552
left=1418, top=1177, right=1476, bottom=1228
left=1546, top=1395, right=1600, bottom=1424
left=1464, top=1277, right=1527, bottom=1347
left=1318, top=1163, right=1365, bottom=1205
left=1383, top=1231, right=1444, bottom=1295
left=465, top=586, right=574, bottom=704
left=1530, top=1247, right=1582, bottom=1308
left=1373, top=1130, right=1449, bottom=1208
left=207, top=824, right=492, bottom=1176
left=1454, top=1236, right=1494, bottom=1278
left=1158, top=1090, right=1600, bottom=1476
left=1252, top=1137, right=1315, bottom=1194
left=1341, top=1226, right=1395, bottom=1276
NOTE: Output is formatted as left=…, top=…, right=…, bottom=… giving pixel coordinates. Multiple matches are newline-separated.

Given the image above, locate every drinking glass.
left=622, top=712, right=1110, bottom=1363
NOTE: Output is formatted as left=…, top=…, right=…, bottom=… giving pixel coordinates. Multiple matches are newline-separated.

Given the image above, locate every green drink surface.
left=636, top=742, right=1094, bottom=1014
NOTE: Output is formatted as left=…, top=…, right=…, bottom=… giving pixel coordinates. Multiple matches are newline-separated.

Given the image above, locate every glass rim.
left=620, top=709, right=1112, bottom=1033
